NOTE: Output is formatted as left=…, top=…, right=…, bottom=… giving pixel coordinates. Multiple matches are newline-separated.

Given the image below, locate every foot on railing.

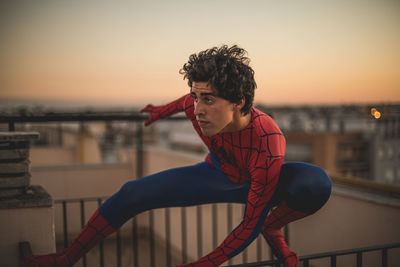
left=20, top=249, right=70, bottom=267
left=283, top=252, right=299, bottom=267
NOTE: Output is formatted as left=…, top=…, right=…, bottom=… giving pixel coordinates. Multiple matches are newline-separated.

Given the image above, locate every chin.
left=201, top=128, right=218, bottom=137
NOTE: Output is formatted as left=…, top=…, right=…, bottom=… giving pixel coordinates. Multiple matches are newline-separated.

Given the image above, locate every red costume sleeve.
left=141, top=94, right=190, bottom=126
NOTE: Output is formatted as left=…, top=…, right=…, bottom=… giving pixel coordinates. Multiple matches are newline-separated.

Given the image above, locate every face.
left=190, top=82, right=237, bottom=136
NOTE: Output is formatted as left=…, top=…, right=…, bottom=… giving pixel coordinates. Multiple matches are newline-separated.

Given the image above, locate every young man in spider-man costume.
left=22, top=45, right=332, bottom=267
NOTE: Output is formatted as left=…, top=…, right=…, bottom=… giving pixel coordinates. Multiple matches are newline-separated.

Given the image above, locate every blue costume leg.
left=99, top=161, right=250, bottom=228
left=100, top=159, right=331, bottom=236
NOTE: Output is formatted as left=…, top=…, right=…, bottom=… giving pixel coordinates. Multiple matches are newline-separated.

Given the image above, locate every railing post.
left=269, top=247, right=274, bottom=261
left=116, top=229, right=122, bottom=267
left=136, top=122, right=144, bottom=179
left=381, top=248, right=387, bottom=267
left=197, top=206, right=203, bottom=258
left=62, top=201, right=68, bottom=248
left=132, top=217, right=139, bottom=267
left=357, top=252, right=362, bottom=267
left=97, top=198, right=105, bottom=267
left=330, top=255, right=336, bottom=267
left=181, top=207, right=187, bottom=264
left=227, top=203, right=233, bottom=265
left=19, top=241, right=33, bottom=261
left=149, top=210, right=155, bottom=267
left=284, top=225, right=289, bottom=246
left=166, top=208, right=171, bottom=267
left=8, top=122, right=15, bottom=131
left=57, top=123, right=63, bottom=146
left=242, top=205, right=248, bottom=263
left=80, top=200, right=87, bottom=267
left=212, top=204, right=218, bottom=248
left=257, top=236, right=262, bottom=262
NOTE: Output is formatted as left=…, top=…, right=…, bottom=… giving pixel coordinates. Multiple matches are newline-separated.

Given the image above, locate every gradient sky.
left=1, top=0, right=399, bottom=107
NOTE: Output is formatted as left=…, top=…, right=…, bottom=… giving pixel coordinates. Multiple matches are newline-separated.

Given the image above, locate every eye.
left=204, top=97, right=214, bottom=104
left=190, top=94, right=198, bottom=102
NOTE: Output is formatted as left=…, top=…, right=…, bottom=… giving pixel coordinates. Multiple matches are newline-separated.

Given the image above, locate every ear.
left=234, top=98, right=245, bottom=111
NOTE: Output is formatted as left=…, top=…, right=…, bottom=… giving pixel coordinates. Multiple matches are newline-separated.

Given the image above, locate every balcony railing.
left=54, top=196, right=400, bottom=267
left=54, top=196, right=287, bottom=267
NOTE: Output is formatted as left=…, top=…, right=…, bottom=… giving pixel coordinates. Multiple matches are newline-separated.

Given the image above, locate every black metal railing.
left=54, top=196, right=283, bottom=267
left=54, top=197, right=400, bottom=267
left=1, top=110, right=149, bottom=131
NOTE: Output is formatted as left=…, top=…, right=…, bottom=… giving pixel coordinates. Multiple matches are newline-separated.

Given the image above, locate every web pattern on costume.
left=21, top=210, right=116, bottom=267
left=146, top=95, right=286, bottom=266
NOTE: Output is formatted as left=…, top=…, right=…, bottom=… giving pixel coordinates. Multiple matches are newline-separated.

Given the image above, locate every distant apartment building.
left=370, top=114, right=400, bottom=185
left=257, top=103, right=400, bottom=185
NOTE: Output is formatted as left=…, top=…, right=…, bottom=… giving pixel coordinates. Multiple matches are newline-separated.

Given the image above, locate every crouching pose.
left=21, top=45, right=331, bottom=267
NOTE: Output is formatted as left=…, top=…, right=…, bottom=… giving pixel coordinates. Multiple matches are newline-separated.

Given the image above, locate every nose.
left=194, top=101, right=205, bottom=116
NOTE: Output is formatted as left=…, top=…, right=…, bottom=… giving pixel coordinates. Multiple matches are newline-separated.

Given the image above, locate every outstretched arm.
left=141, top=94, right=190, bottom=126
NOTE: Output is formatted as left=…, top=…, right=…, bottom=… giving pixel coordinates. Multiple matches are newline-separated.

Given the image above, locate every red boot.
left=21, top=209, right=116, bottom=267
left=262, top=202, right=309, bottom=267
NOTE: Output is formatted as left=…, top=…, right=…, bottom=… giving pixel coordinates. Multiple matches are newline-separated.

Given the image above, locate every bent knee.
left=116, top=180, right=146, bottom=206
left=285, top=163, right=332, bottom=213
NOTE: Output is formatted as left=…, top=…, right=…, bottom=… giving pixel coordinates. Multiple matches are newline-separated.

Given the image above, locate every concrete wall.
left=30, top=147, right=76, bottom=165
left=0, top=206, right=55, bottom=267
left=31, top=163, right=135, bottom=199
left=30, top=135, right=101, bottom=165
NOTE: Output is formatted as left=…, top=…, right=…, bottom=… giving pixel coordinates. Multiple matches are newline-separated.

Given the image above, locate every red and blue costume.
left=22, top=95, right=331, bottom=267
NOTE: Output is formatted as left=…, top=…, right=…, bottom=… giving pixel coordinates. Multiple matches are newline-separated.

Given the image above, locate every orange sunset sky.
left=1, top=0, right=399, bottom=107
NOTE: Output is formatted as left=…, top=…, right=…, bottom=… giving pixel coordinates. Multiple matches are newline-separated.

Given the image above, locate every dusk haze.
left=1, top=0, right=399, bottom=107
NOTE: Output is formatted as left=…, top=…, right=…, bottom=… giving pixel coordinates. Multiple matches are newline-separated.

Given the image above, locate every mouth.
left=197, top=119, right=210, bottom=128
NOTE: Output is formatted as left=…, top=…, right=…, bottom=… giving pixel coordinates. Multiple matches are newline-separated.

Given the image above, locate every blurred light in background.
left=370, top=107, right=381, bottom=119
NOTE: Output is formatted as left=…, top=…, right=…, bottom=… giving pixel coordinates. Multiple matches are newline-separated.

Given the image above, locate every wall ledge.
left=332, top=183, right=400, bottom=208
left=0, top=185, right=52, bottom=209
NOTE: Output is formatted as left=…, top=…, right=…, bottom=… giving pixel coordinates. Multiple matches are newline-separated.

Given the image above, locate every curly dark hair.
left=179, top=45, right=256, bottom=115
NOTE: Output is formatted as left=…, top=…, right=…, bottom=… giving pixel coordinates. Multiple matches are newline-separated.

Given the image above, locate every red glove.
left=140, top=104, right=163, bottom=126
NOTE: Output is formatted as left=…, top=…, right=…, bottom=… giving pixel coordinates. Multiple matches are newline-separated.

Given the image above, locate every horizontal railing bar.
left=55, top=196, right=109, bottom=203
left=228, top=242, right=400, bottom=267
left=0, top=112, right=186, bottom=123
left=228, top=258, right=281, bottom=267
left=298, top=242, right=400, bottom=261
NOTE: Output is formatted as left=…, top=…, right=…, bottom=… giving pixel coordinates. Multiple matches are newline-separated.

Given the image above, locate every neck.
left=223, top=111, right=252, bottom=133
left=235, top=112, right=251, bottom=131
